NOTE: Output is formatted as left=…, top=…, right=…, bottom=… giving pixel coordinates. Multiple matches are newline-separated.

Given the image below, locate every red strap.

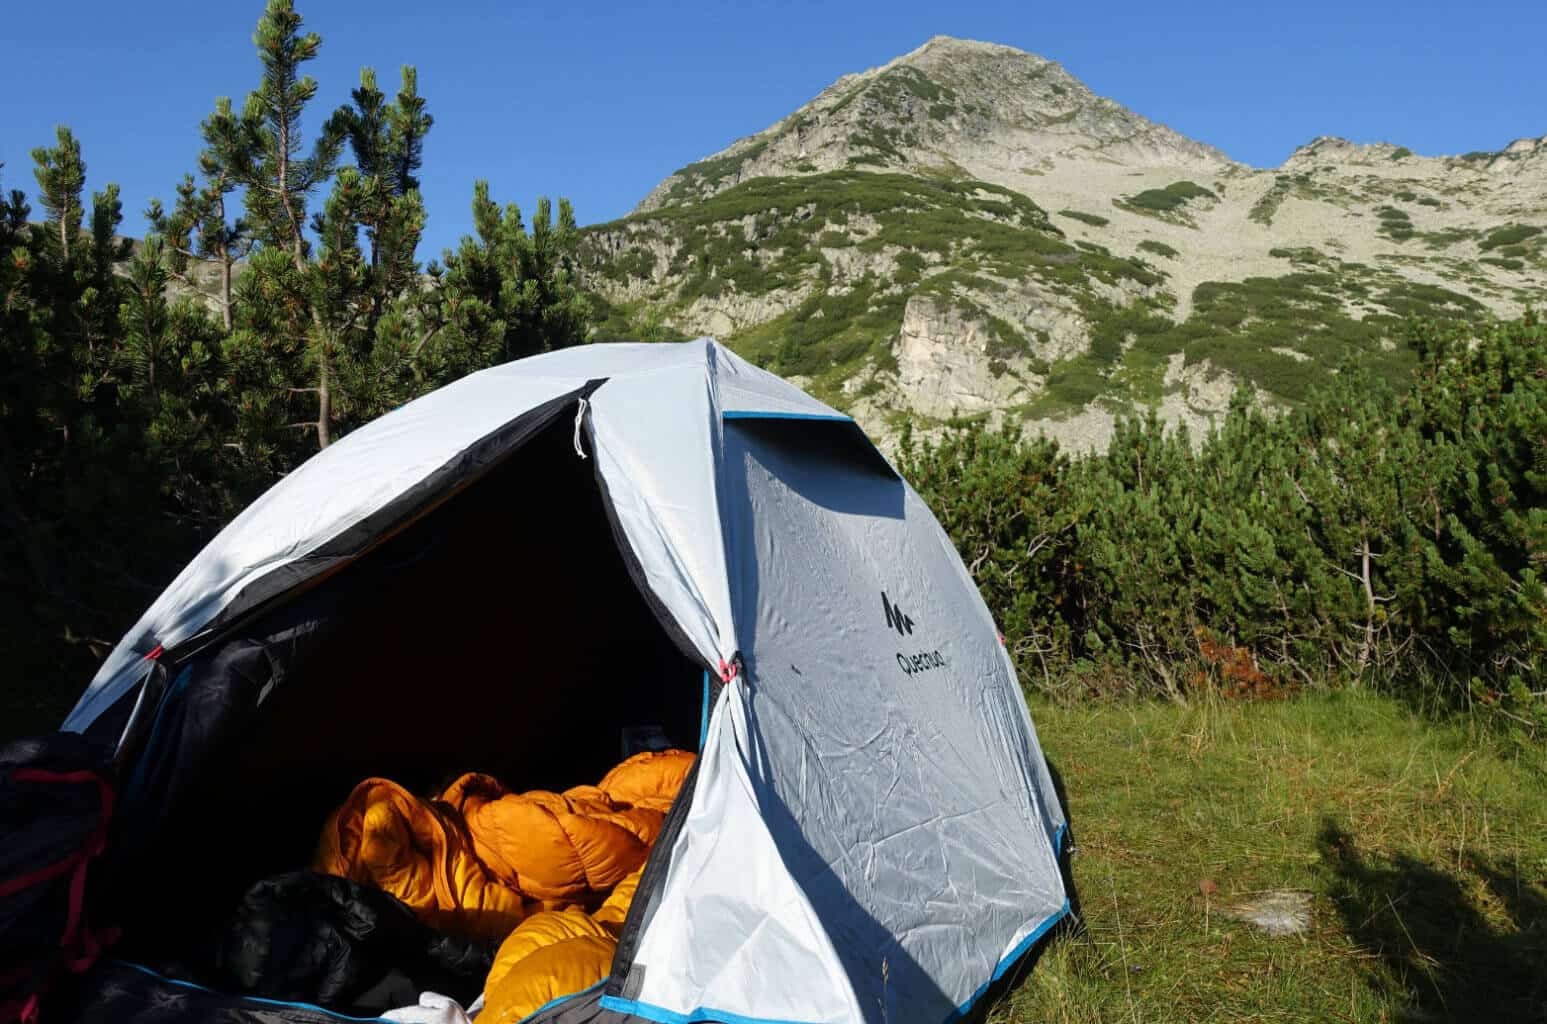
left=0, top=854, right=79, bottom=899
left=0, top=770, right=114, bottom=899
left=10, top=768, right=103, bottom=786
left=0, top=763, right=116, bottom=1002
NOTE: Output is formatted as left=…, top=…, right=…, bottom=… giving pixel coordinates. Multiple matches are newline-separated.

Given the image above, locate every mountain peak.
left=633, top=37, right=1231, bottom=213
left=903, top=35, right=1038, bottom=59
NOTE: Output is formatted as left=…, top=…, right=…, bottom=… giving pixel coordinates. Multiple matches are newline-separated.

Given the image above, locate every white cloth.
left=381, top=991, right=473, bottom=1024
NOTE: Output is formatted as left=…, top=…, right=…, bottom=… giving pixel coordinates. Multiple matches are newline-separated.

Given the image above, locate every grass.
left=1376, top=205, right=1415, bottom=242
left=1479, top=224, right=1543, bottom=252
left=1126, top=181, right=1216, bottom=212
left=1421, top=227, right=1477, bottom=250
left=1138, top=240, right=1179, bottom=259
left=997, top=692, right=1547, bottom=1023
left=1268, top=246, right=1324, bottom=265
left=1249, top=174, right=1323, bottom=227
left=1060, top=209, right=1111, bottom=228
left=1117, top=181, right=1217, bottom=226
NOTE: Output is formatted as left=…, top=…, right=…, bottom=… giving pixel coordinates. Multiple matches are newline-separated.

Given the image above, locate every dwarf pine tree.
left=214, top=0, right=346, bottom=447
left=0, top=167, right=59, bottom=602
left=428, top=183, right=590, bottom=369
left=30, top=127, right=85, bottom=266
left=146, top=96, right=255, bottom=332
left=336, top=66, right=431, bottom=341
left=74, top=184, right=132, bottom=373
left=118, top=237, right=172, bottom=400
left=901, top=316, right=1545, bottom=728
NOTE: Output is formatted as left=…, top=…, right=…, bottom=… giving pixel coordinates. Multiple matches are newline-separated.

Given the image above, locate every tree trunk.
left=275, top=100, right=307, bottom=276
left=316, top=341, right=332, bottom=448
left=215, top=188, right=234, bottom=332
left=220, top=253, right=233, bottom=332
left=58, top=206, right=71, bottom=264
left=275, top=107, right=329, bottom=449
left=1357, top=529, right=1376, bottom=676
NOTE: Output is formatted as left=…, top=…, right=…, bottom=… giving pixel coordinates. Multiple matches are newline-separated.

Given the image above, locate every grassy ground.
left=998, top=692, right=1547, bottom=1023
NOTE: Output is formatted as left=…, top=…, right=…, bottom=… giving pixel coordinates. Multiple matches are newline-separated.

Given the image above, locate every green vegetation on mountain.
left=1480, top=223, right=1544, bottom=251
left=1115, top=180, right=1217, bottom=225
left=1248, top=172, right=1322, bottom=226
left=1059, top=209, right=1110, bottom=227
left=584, top=169, right=1489, bottom=418
left=581, top=170, right=1180, bottom=404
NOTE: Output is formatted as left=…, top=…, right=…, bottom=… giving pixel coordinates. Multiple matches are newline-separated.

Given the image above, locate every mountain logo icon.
left=882, top=591, right=915, bottom=637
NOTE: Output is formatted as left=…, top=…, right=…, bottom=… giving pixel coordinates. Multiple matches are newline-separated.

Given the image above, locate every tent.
left=56, top=338, right=1072, bottom=1024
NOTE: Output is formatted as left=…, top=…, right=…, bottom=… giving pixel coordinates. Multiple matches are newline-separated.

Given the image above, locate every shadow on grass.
left=1318, top=818, right=1547, bottom=1022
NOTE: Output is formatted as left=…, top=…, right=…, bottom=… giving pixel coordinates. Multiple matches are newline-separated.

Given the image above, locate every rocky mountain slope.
left=579, top=36, right=1547, bottom=451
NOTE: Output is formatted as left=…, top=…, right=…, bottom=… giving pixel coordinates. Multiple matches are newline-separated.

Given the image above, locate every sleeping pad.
left=313, top=750, right=691, bottom=940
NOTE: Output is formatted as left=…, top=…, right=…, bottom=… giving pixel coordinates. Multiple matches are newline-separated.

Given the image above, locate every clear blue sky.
left=3, top=0, right=1542, bottom=257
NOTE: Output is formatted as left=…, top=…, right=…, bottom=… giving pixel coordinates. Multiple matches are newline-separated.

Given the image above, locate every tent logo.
left=884, top=590, right=947, bottom=675
left=881, top=592, right=914, bottom=636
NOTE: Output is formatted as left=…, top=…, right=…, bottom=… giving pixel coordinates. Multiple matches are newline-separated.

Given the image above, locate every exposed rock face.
left=582, top=37, right=1547, bottom=454
left=894, top=296, right=1032, bottom=415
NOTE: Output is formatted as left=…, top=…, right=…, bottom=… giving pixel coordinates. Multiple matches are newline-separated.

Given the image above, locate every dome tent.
left=58, top=339, right=1071, bottom=1024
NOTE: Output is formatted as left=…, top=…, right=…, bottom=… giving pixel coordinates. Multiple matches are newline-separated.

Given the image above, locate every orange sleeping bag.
left=480, top=866, right=644, bottom=1024
left=310, top=777, right=534, bottom=941
left=313, top=750, right=693, bottom=942
left=439, top=774, right=656, bottom=904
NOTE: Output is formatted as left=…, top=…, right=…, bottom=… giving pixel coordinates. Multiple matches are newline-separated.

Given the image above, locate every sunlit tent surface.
left=63, top=338, right=1070, bottom=1024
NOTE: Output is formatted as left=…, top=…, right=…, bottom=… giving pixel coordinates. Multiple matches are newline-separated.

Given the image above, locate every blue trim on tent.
left=948, top=899, right=1072, bottom=1022
left=698, top=669, right=711, bottom=750
left=599, top=995, right=821, bottom=1024
left=721, top=411, right=853, bottom=423
left=599, top=898, right=1073, bottom=1024
left=112, top=960, right=393, bottom=1022
left=517, top=979, right=607, bottom=1024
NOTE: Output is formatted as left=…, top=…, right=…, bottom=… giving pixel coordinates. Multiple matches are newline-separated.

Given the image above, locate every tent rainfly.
left=59, top=338, right=1072, bottom=1024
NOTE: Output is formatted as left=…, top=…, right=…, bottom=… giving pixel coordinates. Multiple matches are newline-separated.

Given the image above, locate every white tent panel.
left=614, top=688, right=865, bottom=1024
left=710, top=345, right=847, bottom=421
left=586, top=363, right=738, bottom=669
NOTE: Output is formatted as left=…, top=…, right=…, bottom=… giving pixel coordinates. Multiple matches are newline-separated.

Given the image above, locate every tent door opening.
left=104, top=399, right=705, bottom=961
